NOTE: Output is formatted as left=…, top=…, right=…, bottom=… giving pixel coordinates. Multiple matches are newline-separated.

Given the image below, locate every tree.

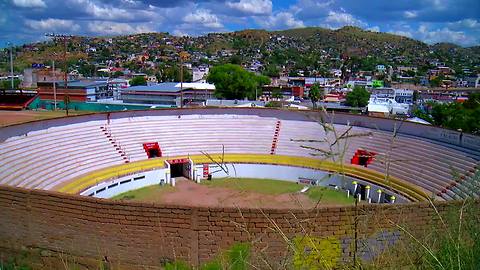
left=159, top=66, right=192, bottom=82
left=262, top=65, right=280, bottom=77
left=129, top=76, right=147, bottom=86
left=415, top=93, right=480, bottom=134
left=272, top=89, right=283, bottom=99
left=413, top=90, right=420, bottom=103
left=229, top=55, right=242, bottom=65
left=0, top=79, right=21, bottom=93
left=345, top=86, right=370, bottom=107
left=406, top=70, right=416, bottom=77
left=112, top=71, right=124, bottom=78
left=207, top=64, right=270, bottom=100
left=430, top=74, right=445, bottom=87
left=309, top=83, right=322, bottom=109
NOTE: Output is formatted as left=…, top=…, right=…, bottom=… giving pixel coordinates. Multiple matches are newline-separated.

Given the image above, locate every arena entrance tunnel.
left=167, top=158, right=191, bottom=179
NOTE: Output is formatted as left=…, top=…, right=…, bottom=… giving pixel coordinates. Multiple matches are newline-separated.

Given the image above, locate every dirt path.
left=0, top=110, right=89, bottom=127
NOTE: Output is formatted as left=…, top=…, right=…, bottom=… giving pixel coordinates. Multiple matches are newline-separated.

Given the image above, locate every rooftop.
left=39, top=80, right=108, bottom=88
left=123, top=82, right=215, bottom=93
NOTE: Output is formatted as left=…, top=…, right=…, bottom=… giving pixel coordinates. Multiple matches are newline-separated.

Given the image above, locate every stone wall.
left=0, top=185, right=465, bottom=269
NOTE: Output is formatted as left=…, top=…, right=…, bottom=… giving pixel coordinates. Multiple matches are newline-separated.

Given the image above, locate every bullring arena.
left=0, top=108, right=479, bottom=269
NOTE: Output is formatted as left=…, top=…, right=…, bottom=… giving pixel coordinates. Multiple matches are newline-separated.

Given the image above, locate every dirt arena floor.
left=0, top=110, right=90, bottom=127
left=168, top=179, right=315, bottom=209
left=125, top=179, right=318, bottom=209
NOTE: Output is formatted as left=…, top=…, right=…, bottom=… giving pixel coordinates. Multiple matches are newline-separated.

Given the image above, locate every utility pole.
left=179, top=51, right=189, bottom=108
left=8, top=42, right=14, bottom=89
left=45, top=33, right=73, bottom=114
left=52, top=60, right=56, bottom=110
left=180, top=56, right=183, bottom=108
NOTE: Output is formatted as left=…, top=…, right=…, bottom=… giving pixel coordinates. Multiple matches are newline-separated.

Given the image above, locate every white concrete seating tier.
left=0, top=114, right=479, bottom=200
left=0, top=120, right=125, bottom=190
left=108, top=116, right=277, bottom=161
left=276, top=120, right=480, bottom=200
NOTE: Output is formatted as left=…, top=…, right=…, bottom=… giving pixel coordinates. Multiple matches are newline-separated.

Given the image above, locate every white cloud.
left=259, top=11, right=305, bottom=30
left=389, top=30, right=413, bottom=38
left=324, top=11, right=367, bottom=28
left=70, top=0, right=146, bottom=21
left=430, top=0, right=447, bottom=10
left=367, top=26, right=380, bottom=32
left=404, top=11, right=418, bottom=19
left=448, top=19, right=479, bottom=29
left=87, top=21, right=153, bottom=35
left=226, top=0, right=272, bottom=15
left=172, top=30, right=189, bottom=37
left=183, top=9, right=223, bottom=29
left=417, top=24, right=476, bottom=46
left=12, top=0, right=46, bottom=8
left=25, top=18, right=80, bottom=32
left=291, top=0, right=334, bottom=20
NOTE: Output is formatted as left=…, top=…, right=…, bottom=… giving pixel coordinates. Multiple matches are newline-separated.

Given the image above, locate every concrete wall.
left=0, top=185, right=466, bottom=269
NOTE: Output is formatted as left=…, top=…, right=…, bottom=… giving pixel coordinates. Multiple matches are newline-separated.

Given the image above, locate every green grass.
left=111, top=184, right=174, bottom=201
left=201, top=178, right=302, bottom=195
left=305, top=186, right=355, bottom=205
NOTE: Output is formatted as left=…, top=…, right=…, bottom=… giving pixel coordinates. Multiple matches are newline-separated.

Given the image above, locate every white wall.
left=81, top=168, right=169, bottom=198
left=195, top=163, right=408, bottom=203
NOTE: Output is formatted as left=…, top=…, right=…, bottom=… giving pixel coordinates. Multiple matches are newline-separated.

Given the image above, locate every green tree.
left=272, top=89, right=283, bottom=99
left=309, top=83, right=322, bottom=109
left=262, top=64, right=280, bottom=77
left=129, top=76, right=147, bottom=86
left=160, top=66, right=192, bottom=82
left=463, top=92, right=480, bottom=110
left=430, top=74, right=445, bottom=87
left=403, top=69, right=416, bottom=77
left=112, top=71, right=124, bottom=78
left=207, top=64, right=270, bottom=100
left=78, top=64, right=96, bottom=77
left=229, top=55, right=242, bottom=65
left=0, top=79, right=21, bottom=92
left=413, top=90, right=420, bottom=103
left=345, top=86, right=370, bottom=107
left=417, top=93, right=480, bottom=134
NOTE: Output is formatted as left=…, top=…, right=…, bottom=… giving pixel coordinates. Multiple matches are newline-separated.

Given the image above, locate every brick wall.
left=0, top=185, right=467, bottom=269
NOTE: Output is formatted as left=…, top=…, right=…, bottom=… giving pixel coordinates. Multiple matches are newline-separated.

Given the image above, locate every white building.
left=192, top=66, right=209, bottom=82
left=367, top=97, right=410, bottom=117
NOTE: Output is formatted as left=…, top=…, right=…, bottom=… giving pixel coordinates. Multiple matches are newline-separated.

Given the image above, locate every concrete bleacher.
left=275, top=120, right=480, bottom=200
left=0, top=121, right=125, bottom=190
left=108, top=115, right=277, bottom=162
left=0, top=113, right=479, bottom=201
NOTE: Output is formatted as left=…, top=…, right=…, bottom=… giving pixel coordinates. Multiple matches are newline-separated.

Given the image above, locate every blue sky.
left=1, top=0, right=479, bottom=48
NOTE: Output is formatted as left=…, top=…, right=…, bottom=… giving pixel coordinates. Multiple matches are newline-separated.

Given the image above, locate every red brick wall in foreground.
left=0, top=185, right=464, bottom=269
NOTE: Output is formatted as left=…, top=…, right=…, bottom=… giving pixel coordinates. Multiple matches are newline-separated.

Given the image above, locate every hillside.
left=1, top=26, right=479, bottom=76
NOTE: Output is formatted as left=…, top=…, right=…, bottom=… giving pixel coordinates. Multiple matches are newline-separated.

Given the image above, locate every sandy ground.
left=158, top=179, right=315, bottom=209
left=0, top=110, right=89, bottom=127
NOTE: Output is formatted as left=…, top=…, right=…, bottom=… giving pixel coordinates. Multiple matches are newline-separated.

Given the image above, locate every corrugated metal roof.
left=124, top=83, right=180, bottom=92
left=123, top=82, right=215, bottom=92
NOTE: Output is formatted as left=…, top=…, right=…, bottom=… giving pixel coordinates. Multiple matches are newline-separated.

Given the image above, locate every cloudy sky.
left=1, top=0, right=479, bottom=48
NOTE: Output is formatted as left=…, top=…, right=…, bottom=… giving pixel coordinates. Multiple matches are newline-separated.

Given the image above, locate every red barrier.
left=351, top=149, right=376, bottom=167
left=143, top=142, right=162, bottom=158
